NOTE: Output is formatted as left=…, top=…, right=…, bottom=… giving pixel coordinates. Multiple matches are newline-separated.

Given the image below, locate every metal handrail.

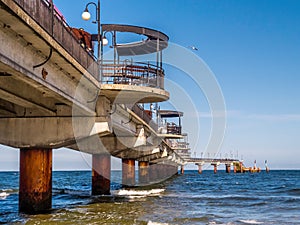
left=101, top=60, right=165, bottom=89
left=166, top=122, right=182, bottom=135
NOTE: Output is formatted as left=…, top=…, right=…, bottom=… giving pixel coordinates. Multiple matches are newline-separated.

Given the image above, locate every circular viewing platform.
left=100, top=24, right=169, bottom=103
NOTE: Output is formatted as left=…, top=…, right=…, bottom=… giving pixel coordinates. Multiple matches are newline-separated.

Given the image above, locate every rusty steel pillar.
left=19, top=148, right=52, bottom=214
left=198, top=164, right=202, bottom=174
left=138, top=161, right=149, bottom=184
left=240, top=162, right=244, bottom=173
left=122, top=159, right=135, bottom=187
left=180, top=165, right=184, bottom=175
left=225, top=164, right=231, bottom=173
left=92, top=153, right=111, bottom=195
left=213, top=164, right=218, bottom=174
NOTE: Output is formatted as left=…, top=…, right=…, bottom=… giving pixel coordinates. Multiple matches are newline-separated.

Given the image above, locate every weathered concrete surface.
left=19, top=148, right=52, bottom=213
left=0, top=1, right=99, bottom=117
left=100, top=84, right=169, bottom=104
left=0, top=117, right=111, bottom=148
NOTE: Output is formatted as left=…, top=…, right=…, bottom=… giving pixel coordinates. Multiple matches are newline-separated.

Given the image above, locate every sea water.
left=0, top=170, right=299, bottom=224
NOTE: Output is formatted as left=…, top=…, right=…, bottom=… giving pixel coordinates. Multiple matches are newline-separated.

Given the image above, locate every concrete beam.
left=0, top=13, right=99, bottom=116
left=0, top=86, right=55, bottom=116
left=0, top=117, right=111, bottom=148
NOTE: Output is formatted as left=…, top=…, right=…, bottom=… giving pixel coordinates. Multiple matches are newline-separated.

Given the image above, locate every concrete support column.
left=160, top=164, right=166, bottom=180
left=166, top=165, right=172, bottom=177
left=170, top=165, right=176, bottom=176
left=149, top=163, right=158, bottom=183
left=122, top=159, right=135, bottom=187
left=225, top=164, right=231, bottom=173
left=138, top=161, right=149, bottom=184
left=198, top=164, right=202, bottom=174
left=92, top=153, right=111, bottom=195
left=175, top=166, right=179, bottom=175
left=19, top=148, right=52, bottom=213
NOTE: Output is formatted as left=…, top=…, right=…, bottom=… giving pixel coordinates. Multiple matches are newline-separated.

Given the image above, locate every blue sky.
left=1, top=0, right=300, bottom=170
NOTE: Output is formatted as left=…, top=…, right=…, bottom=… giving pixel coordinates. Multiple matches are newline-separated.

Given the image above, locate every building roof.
left=102, top=24, right=169, bottom=56
left=158, top=110, right=183, bottom=118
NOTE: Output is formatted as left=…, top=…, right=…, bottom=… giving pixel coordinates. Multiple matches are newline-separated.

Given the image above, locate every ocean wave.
left=166, top=193, right=259, bottom=202
left=0, top=192, right=9, bottom=200
left=239, top=219, right=263, bottom=224
left=114, top=189, right=165, bottom=198
left=1, top=189, right=17, bottom=193
left=147, top=221, right=169, bottom=225
left=287, top=188, right=300, bottom=196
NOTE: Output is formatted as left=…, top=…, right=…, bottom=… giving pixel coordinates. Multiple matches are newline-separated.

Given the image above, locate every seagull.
left=188, top=46, right=198, bottom=51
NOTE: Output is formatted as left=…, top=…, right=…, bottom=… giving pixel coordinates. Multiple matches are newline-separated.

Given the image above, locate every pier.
left=0, top=0, right=262, bottom=214
left=0, top=0, right=189, bottom=213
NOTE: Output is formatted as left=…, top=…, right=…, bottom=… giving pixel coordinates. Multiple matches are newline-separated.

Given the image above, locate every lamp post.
left=82, top=0, right=101, bottom=81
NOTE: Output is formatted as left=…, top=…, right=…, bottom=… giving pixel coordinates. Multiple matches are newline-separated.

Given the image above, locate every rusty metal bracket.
left=33, top=47, right=53, bottom=69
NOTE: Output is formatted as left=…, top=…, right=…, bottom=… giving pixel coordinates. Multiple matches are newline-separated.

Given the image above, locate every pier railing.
left=101, top=60, right=165, bottom=89
left=13, top=0, right=98, bottom=79
left=188, top=158, right=240, bottom=164
left=166, top=123, right=182, bottom=135
left=130, top=104, right=158, bottom=131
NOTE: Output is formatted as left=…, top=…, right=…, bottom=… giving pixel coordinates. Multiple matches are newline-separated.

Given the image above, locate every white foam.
left=115, top=189, right=165, bottom=198
left=0, top=192, right=9, bottom=199
left=147, top=221, right=169, bottom=225
left=240, top=219, right=263, bottom=224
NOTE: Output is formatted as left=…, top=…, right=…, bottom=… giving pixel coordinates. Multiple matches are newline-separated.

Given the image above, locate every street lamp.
left=82, top=0, right=101, bottom=81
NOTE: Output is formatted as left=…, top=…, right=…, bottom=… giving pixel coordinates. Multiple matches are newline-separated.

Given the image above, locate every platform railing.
left=12, top=0, right=98, bottom=79
left=129, top=104, right=158, bottom=131
left=101, top=60, right=165, bottom=89
left=166, top=123, right=182, bottom=135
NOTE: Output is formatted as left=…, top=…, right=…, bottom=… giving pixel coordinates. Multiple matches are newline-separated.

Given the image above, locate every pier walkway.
left=0, top=0, right=188, bottom=213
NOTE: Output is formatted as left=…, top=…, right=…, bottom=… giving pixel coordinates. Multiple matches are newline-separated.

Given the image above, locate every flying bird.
left=188, top=46, right=198, bottom=51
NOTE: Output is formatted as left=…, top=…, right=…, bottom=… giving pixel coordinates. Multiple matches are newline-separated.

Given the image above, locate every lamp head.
left=102, top=36, right=109, bottom=46
left=81, top=8, right=91, bottom=21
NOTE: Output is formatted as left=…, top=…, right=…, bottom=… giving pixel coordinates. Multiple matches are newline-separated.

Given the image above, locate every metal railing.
left=101, top=60, right=165, bottom=89
left=12, top=0, right=98, bottom=79
left=130, top=104, right=158, bottom=131
left=167, top=122, right=182, bottom=135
